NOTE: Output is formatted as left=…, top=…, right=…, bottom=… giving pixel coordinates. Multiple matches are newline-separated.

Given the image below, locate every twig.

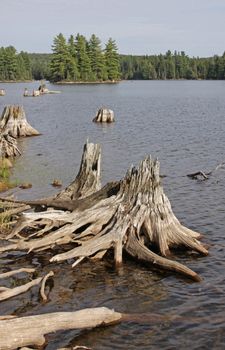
left=40, top=271, right=54, bottom=301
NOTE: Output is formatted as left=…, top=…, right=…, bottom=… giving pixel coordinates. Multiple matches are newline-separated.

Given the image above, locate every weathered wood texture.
left=0, top=307, right=122, bottom=350
left=0, top=105, right=40, bottom=137
left=0, top=141, right=208, bottom=281
left=0, top=270, right=53, bottom=302
left=0, top=133, right=21, bottom=159
left=93, top=108, right=115, bottom=123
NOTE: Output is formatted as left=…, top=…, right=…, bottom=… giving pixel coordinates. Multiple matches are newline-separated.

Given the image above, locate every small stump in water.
left=0, top=105, right=40, bottom=137
left=93, top=108, right=115, bottom=123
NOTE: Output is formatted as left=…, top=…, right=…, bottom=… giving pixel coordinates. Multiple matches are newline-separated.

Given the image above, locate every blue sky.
left=1, top=0, right=225, bottom=56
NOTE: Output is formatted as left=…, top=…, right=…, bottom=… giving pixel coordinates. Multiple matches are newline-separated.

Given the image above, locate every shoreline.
left=54, top=80, right=120, bottom=85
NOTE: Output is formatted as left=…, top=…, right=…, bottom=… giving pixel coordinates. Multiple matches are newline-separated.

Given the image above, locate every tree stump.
left=93, top=108, right=115, bottom=123
left=0, top=142, right=208, bottom=281
left=0, top=105, right=40, bottom=137
left=0, top=133, right=21, bottom=159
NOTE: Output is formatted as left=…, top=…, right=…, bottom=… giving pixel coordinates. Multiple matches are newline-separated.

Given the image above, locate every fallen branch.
left=187, top=162, right=225, bottom=180
left=0, top=307, right=122, bottom=350
left=0, top=271, right=53, bottom=302
left=0, top=268, right=35, bottom=279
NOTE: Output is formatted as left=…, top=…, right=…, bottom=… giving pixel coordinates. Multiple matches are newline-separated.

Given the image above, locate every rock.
left=19, top=183, right=32, bottom=189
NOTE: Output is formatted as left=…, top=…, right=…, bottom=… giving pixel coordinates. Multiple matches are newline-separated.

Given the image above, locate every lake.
left=0, top=80, right=225, bottom=349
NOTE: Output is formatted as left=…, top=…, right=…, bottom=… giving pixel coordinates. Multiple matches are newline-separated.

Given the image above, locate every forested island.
left=0, top=32, right=225, bottom=82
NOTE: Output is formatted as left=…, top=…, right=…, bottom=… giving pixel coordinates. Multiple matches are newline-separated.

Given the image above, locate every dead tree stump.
left=0, top=142, right=208, bottom=281
left=0, top=133, right=21, bottom=160
left=93, top=108, right=115, bottom=123
left=0, top=105, right=40, bottom=137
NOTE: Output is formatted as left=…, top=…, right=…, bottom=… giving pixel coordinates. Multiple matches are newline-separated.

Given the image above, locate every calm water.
left=0, top=80, right=225, bottom=349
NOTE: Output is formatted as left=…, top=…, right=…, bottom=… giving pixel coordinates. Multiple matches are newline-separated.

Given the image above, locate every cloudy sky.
left=1, top=0, right=225, bottom=56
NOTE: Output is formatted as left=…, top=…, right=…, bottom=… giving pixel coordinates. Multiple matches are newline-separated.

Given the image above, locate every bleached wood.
left=0, top=307, right=122, bottom=350
left=0, top=276, right=42, bottom=302
left=0, top=133, right=21, bottom=158
left=40, top=270, right=54, bottom=301
left=93, top=108, right=115, bottom=123
left=0, top=142, right=208, bottom=281
left=0, top=268, right=35, bottom=279
left=0, top=105, right=40, bottom=138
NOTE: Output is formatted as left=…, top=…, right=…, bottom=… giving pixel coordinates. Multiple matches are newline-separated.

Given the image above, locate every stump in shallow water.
left=0, top=141, right=208, bottom=281
left=93, top=108, right=115, bottom=123
left=0, top=105, right=40, bottom=137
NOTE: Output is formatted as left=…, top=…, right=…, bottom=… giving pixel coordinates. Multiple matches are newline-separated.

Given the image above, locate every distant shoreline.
left=0, top=80, right=33, bottom=83
left=54, top=80, right=120, bottom=85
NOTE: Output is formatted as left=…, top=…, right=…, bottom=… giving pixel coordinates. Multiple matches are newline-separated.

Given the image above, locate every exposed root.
left=0, top=142, right=208, bottom=281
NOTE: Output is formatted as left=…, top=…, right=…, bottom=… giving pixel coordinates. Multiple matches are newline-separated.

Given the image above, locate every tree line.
left=0, top=38, right=225, bottom=82
left=0, top=46, right=32, bottom=81
left=120, top=50, right=225, bottom=80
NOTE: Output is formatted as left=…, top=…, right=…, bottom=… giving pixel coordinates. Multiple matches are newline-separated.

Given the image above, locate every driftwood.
left=0, top=270, right=53, bottom=302
left=0, top=307, right=122, bottom=350
left=187, top=162, right=225, bottom=180
left=0, top=133, right=21, bottom=159
left=0, top=105, right=40, bottom=138
left=0, top=141, right=208, bottom=281
left=93, top=108, right=115, bottom=123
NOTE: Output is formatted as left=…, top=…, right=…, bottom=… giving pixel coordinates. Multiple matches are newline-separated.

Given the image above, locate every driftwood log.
left=187, top=162, right=225, bottom=180
left=0, top=141, right=208, bottom=281
left=0, top=105, right=40, bottom=138
left=93, top=108, right=115, bottom=123
left=0, top=307, right=122, bottom=350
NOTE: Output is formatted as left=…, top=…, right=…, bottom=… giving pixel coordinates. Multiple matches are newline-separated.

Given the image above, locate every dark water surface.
left=0, top=81, right=225, bottom=349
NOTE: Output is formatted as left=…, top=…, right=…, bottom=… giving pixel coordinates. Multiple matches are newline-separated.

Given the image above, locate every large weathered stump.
left=0, top=105, right=40, bottom=137
left=0, top=142, right=208, bottom=281
left=93, top=108, right=115, bottom=123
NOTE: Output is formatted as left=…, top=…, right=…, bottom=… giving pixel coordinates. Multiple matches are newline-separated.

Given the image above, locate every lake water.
left=0, top=80, right=225, bottom=349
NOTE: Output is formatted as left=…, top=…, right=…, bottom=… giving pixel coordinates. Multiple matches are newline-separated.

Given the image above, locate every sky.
left=1, top=0, right=225, bottom=57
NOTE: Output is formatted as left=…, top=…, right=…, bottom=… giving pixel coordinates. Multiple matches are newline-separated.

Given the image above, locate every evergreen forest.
left=0, top=33, right=225, bottom=82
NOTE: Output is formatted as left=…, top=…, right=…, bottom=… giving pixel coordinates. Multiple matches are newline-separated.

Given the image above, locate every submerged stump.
left=93, top=108, right=115, bottom=123
left=0, top=141, right=208, bottom=281
left=0, top=105, right=40, bottom=137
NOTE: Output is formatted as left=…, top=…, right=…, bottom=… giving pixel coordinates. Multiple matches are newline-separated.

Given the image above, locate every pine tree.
left=4, top=46, right=18, bottom=80
left=67, top=35, right=79, bottom=81
left=88, top=34, right=106, bottom=80
left=104, top=38, right=120, bottom=81
left=50, top=33, right=69, bottom=82
left=75, top=34, right=92, bottom=81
